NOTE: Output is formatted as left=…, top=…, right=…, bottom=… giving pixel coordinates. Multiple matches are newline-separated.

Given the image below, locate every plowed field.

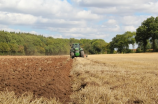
left=0, top=56, right=72, bottom=103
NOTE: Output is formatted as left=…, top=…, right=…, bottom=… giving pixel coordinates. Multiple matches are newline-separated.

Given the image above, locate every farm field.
left=0, top=56, right=72, bottom=104
left=70, top=53, right=158, bottom=104
left=0, top=53, right=158, bottom=104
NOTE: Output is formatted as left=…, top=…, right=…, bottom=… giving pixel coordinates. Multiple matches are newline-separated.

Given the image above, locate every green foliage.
left=0, top=31, right=108, bottom=55
left=0, top=31, right=11, bottom=43
left=0, top=42, right=10, bottom=52
left=0, top=42, right=10, bottom=55
left=70, top=38, right=80, bottom=44
left=136, top=48, right=141, bottom=53
left=91, top=39, right=107, bottom=54
left=8, top=43, right=18, bottom=54
left=136, top=16, right=158, bottom=52
left=108, top=31, right=136, bottom=53
left=80, top=39, right=108, bottom=54
left=24, top=43, right=37, bottom=55
left=17, top=45, right=24, bottom=54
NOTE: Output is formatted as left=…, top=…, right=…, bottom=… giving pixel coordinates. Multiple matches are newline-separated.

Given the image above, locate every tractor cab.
left=71, top=43, right=80, bottom=49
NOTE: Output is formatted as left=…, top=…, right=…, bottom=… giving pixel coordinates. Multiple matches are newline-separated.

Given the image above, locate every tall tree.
left=124, top=31, right=136, bottom=49
left=149, top=17, right=158, bottom=51
left=135, top=25, right=150, bottom=52
left=137, top=16, right=158, bottom=52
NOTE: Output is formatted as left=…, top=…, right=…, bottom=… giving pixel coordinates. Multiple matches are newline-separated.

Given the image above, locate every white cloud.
left=64, top=33, right=108, bottom=39
left=67, top=27, right=98, bottom=33
left=0, top=0, right=100, bottom=20
left=91, top=7, right=117, bottom=14
left=0, top=0, right=72, bottom=16
left=74, top=0, right=158, bottom=15
left=120, top=15, right=151, bottom=26
left=0, top=25, right=39, bottom=35
left=111, top=25, right=120, bottom=32
left=0, top=0, right=158, bottom=42
left=124, top=26, right=136, bottom=32
left=74, top=0, right=156, bottom=7
left=76, top=10, right=101, bottom=20
left=0, top=24, right=20, bottom=32
left=0, top=12, right=37, bottom=25
left=107, top=19, right=117, bottom=25
left=29, top=31, right=38, bottom=34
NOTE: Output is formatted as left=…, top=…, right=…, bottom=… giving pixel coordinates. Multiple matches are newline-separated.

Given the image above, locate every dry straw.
left=70, top=53, right=158, bottom=104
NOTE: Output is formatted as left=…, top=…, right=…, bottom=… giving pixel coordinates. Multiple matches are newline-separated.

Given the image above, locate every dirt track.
left=0, top=56, right=73, bottom=103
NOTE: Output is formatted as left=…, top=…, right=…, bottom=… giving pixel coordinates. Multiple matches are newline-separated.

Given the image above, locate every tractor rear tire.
left=81, top=51, right=84, bottom=57
left=70, top=52, right=74, bottom=59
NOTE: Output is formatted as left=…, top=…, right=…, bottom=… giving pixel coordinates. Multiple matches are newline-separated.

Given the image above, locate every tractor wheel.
left=81, top=51, right=84, bottom=57
left=70, top=52, right=74, bottom=59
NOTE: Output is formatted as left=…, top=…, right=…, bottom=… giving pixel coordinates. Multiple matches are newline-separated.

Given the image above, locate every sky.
left=0, top=0, right=158, bottom=43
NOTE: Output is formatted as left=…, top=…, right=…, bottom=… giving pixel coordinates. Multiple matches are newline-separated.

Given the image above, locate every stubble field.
left=71, top=53, right=158, bottom=104
left=0, top=53, right=158, bottom=104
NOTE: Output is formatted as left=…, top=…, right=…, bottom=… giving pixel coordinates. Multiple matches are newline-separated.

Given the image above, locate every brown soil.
left=0, top=56, right=73, bottom=103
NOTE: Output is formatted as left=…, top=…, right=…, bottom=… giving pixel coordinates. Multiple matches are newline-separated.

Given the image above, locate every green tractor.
left=70, top=43, right=84, bottom=58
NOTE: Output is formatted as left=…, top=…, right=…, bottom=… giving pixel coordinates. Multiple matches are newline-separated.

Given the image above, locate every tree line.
left=0, top=31, right=108, bottom=55
left=107, top=16, right=158, bottom=53
left=0, top=16, right=158, bottom=55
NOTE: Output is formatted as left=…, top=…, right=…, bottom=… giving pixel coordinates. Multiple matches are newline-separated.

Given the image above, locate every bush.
left=136, top=48, right=141, bottom=53
left=125, top=49, right=132, bottom=53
